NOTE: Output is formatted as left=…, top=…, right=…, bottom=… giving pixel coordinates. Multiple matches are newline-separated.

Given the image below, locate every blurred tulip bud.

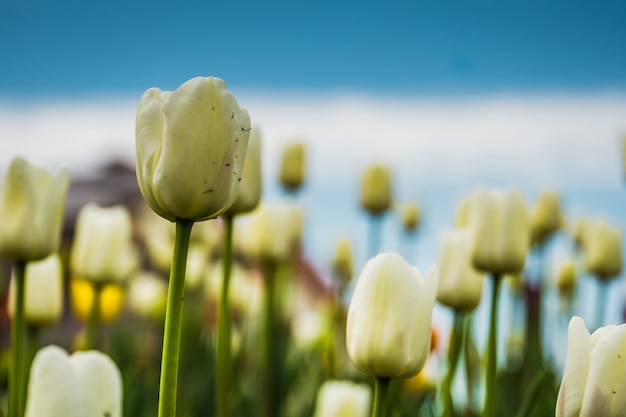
left=455, top=195, right=471, bottom=227
left=71, top=203, right=137, bottom=284
left=135, top=76, right=251, bottom=222
left=128, top=271, right=167, bottom=322
left=402, top=202, right=420, bottom=232
left=556, top=259, right=577, bottom=297
left=313, top=380, right=371, bottom=417
left=25, top=345, right=122, bottom=417
left=467, top=188, right=530, bottom=275
left=360, top=164, right=392, bottom=216
left=556, top=316, right=626, bottom=417
left=8, top=253, right=64, bottom=325
left=0, top=157, right=70, bottom=262
left=437, top=228, right=485, bottom=312
left=70, top=277, right=125, bottom=324
left=278, top=140, right=306, bottom=191
left=568, top=217, right=590, bottom=249
left=346, top=253, right=438, bottom=378
left=530, top=189, right=562, bottom=246
left=583, top=219, right=623, bottom=281
left=225, top=127, right=263, bottom=215
left=331, top=237, right=354, bottom=292
left=185, top=245, right=210, bottom=290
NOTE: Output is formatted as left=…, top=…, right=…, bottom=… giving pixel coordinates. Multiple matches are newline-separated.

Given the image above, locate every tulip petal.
left=72, top=351, right=123, bottom=417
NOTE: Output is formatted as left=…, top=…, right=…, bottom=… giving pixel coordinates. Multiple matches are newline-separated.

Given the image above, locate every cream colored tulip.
left=346, top=253, right=438, bottom=378
left=402, top=202, right=420, bottom=232
left=556, top=316, right=626, bottom=417
left=437, top=228, right=485, bottom=312
left=8, top=253, right=63, bottom=325
left=70, top=203, right=137, bottom=283
left=313, top=380, right=371, bottom=417
left=360, top=164, right=392, bottom=216
left=225, top=126, right=262, bottom=215
left=25, top=345, right=123, bottom=417
left=530, top=189, right=562, bottom=246
left=0, top=157, right=70, bottom=262
left=583, top=219, right=623, bottom=281
left=279, top=141, right=306, bottom=191
left=468, top=188, right=529, bottom=275
left=135, top=76, right=251, bottom=222
left=128, top=271, right=167, bottom=322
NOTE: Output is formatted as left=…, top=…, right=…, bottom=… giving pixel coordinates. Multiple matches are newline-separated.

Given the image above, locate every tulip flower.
left=70, top=203, right=138, bottom=284
left=128, top=271, right=168, bottom=322
left=135, top=76, right=251, bottom=417
left=313, top=380, right=372, bottom=417
left=24, top=345, right=122, bottom=417
left=556, top=316, right=626, bottom=417
left=556, top=260, right=577, bottom=310
left=583, top=219, right=622, bottom=281
left=529, top=189, right=562, bottom=246
left=224, top=127, right=263, bottom=216
left=135, top=76, right=250, bottom=223
left=0, top=157, right=70, bottom=262
left=402, top=202, right=420, bottom=232
left=360, top=164, right=392, bottom=217
left=331, top=237, right=355, bottom=295
left=278, top=140, right=306, bottom=192
left=69, top=277, right=125, bottom=325
left=346, top=253, right=438, bottom=417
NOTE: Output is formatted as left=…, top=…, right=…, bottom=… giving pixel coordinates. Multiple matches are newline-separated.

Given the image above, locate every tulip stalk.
left=85, top=282, right=103, bottom=350
left=8, top=261, right=26, bottom=417
left=261, top=260, right=279, bottom=417
left=442, top=311, right=465, bottom=417
left=217, top=214, right=234, bottom=417
left=484, top=273, right=502, bottom=417
left=158, top=218, right=194, bottom=417
left=372, top=377, right=391, bottom=417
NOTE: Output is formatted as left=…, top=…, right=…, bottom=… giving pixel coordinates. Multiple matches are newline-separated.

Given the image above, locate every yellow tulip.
left=529, top=189, right=562, bottom=246
left=583, top=219, right=623, bottom=281
left=556, top=260, right=577, bottom=297
left=225, top=127, right=263, bottom=215
left=346, top=253, right=438, bottom=378
left=0, top=157, right=70, bottom=262
left=556, top=316, right=626, bottom=417
left=331, top=237, right=355, bottom=287
left=360, top=164, right=392, bottom=216
left=402, top=202, right=420, bottom=232
left=70, top=277, right=125, bottom=324
left=135, top=76, right=251, bottom=222
left=313, top=380, right=371, bottom=417
left=279, top=141, right=306, bottom=191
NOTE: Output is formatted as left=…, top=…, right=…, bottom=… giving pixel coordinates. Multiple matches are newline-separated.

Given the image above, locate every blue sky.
left=2, top=1, right=626, bottom=98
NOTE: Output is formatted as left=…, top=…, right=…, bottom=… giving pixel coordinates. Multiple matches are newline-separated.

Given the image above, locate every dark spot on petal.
left=225, top=163, right=230, bottom=167
left=203, top=189, right=214, bottom=193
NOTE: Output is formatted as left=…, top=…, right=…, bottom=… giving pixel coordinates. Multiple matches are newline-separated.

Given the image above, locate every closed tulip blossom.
left=313, top=380, right=372, bottom=417
left=359, top=164, right=392, bottom=217
left=556, top=316, right=626, bottom=417
left=135, top=76, right=251, bottom=222
left=583, top=219, right=623, bottom=281
left=24, top=345, right=122, bottom=417
left=224, top=127, right=263, bottom=216
left=529, top=189, right=562, bottom=246
left=402, top=202, right=420, bottom=232
left=279, top=140, right=306, bottom=192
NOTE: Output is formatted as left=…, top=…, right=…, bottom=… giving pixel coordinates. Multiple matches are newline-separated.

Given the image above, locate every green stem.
left=21, top=325, right=39, bottom=415
left=8, top=261, right=26, bottom=417
left=217, top=214, right=234, bottom=417
left=85, top=282, right=103, bottom=350
left=158, top=218, right=194, bottom=417
left=261, top=261, right=278, bottom=417
left=442, top=311, right=465, bottom=417
left=371, top=377, right=391, bottom=417
left=484, top=273, right=502, bottom=417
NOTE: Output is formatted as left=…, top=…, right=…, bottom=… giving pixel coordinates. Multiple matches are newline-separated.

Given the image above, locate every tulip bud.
left=583, top=219, right=623, bottom=281
left=25, top=345, right=123, bottom=417
left=437, top=228, right=485, bottom=312
left=556, top=260, right=577, bottom=297
left=279, top=141, right=306, bottom=191
left=128, top=271, right=167, bottom=322
left=135, top=76, right=251, bottom=222
left=402, top=202, right=420, bottom=232
left=529, top=189, right=562, bottom=246
left=70, top=203, right=138, bottom=284
left=225, top=127, right=263, bottom=215
left=556, top=316, right=626, bottom=417
left=70, top=277, right=125, bottom=324
left=360, top=164, right=392, bottom=216
left=346, top=253, right=438, bottom=378
left=0, top=157, right=70, bottom=262
left=467, top=188, right=529, bottom=275
left=331, top=237, right=354, bottom=291
left=8, top=253, right=63, bottom=325
left=313, top=380, right=371, bottom=417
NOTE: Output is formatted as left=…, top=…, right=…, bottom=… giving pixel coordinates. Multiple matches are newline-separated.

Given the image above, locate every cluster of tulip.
left=0, top=75, right=625, bottom=417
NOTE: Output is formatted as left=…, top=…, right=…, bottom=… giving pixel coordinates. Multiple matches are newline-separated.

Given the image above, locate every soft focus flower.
left=70, top=203, right=138, bottom=284
left=359, top=164, right=392, bottom=216
left=135, top=76, right=251, bottom=222
left=555, top=316, right=626, bottom=417
left=25, top=345, right=123, bottom=417
left=557, top=259, right=577, bottom=297
left=224, top=126, right=263, bottom=215
left=402, top=202, right=420, bottom=232
left=70, top=277, right=125, bottom=324
left=278, top=140, right=306, bottom=191
left=568, top=217, right=590, bottom=249
left=127, top=271, right=167, bottom=322
left=313, top=380, right=371, bottom=417
left=346, top=253, right=439, bottom=378
left=467, top=188, right=529, bottom=275
left=529, top=189, right=562, bottom=246
left=0, top=157, right=70, bottom=262
left=8, top=253, right=63, bottom=325
left=185, top=244, right=210, bottom=290
left=331, top=237, right=354, bottom=291
left=583, top=219, right=623, bottom=281
left=437, top=228, right=485, bottom=312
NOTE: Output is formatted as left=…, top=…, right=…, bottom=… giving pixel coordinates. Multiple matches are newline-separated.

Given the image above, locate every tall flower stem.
left=371, top=377, right=391, bottom=417
left=484, top=273, right=502, bottom=417
left=217, top=214, right=234, bottom=417
left=21, top=325, right=40, bottom=414
left=85, top=282, right=103, bottom=350
left=158, top=218, right=194, bottom=417
left=442, top=310, right=465, bottom=417
left=261, top=261, right=279, bottom=417
left=8, top=261, right=26, bottom=417
left=595, top=279, right=608, bottom=331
